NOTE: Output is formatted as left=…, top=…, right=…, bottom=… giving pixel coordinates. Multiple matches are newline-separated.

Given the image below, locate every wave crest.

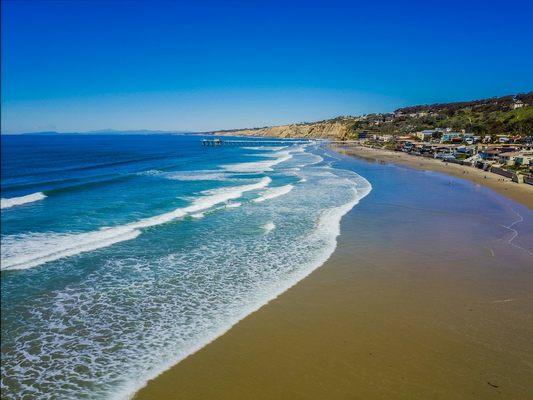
left=1, top=192, right=46, bottom=209
left=253, top=184, right=294, bottom=203
left=1, top=177, right=271, bottom=271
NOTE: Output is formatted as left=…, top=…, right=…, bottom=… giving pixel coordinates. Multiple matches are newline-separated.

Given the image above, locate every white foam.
left=162, top=170, right=230, bottom=181
left=225, top=202, right=242, bottom=208
left=191, top=213, right=205, bottom=219
left=1, top=229, right=142, bottom=271
left=137, top=169, right=161, bottom=176
left=299, top=153, right=324, bottom=167
left=1, top=192, right=47, bottom=209
left=109, top=171, right=372, bottom=400
left=221, top=151, right=292, bottom=173
left=139, top=170, right=230, bottom=181
left=263, top=221, right=276, bottom=233
left=252, top=184, right=294, bottom=203
left=1, top=177, right=271, bottom=270
left=241, top=146, right=287, bottom=151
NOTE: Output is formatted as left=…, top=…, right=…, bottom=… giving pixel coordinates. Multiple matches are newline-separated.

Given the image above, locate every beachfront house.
left=499, top=152, right=519, bottom=166
left=416, top=130, right=436, bottom=141
left=455, top=146, right=476, bottom=157
left=480, top=149, right=501, bottom=161
left=378, top=134, right=394, bottom=142
left=441, top=132, right=462, bottom=143
left=462, top=134, right=478, bottom=145
left=515, top=153, right=533, bottom=166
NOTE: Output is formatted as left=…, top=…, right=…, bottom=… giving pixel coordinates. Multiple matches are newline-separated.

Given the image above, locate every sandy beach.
left=333, top=145, right=533, bottom=209
left=135, top=150, right=533, bottom=400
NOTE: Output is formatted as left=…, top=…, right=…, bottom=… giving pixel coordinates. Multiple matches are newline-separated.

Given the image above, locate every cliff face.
left=213, top=119, right=354, bottom=140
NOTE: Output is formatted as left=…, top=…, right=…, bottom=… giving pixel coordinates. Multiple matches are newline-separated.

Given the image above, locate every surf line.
left=1, top=192, right=47, bottom=209
left=1, top=178, right=272, bottom=271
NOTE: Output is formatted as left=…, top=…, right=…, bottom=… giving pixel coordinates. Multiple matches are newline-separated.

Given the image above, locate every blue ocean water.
left=0, top=134, right=371, bottom=399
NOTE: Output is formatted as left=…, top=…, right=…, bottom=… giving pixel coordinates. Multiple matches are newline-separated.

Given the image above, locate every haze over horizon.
left=2, top=0, right=533, bottom=134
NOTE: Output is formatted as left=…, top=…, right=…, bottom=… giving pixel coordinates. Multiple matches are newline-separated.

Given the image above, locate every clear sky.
left=2, top=0, right=532, bottom=133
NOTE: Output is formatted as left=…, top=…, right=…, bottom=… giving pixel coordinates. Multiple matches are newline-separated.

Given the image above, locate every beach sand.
left=135, top=152, right=533, bottom=400
left=333, top=145, right=533, bottom=209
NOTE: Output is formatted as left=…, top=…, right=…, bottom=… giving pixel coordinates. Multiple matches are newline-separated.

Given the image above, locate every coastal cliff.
left=213, top=118, right=355, bottom=140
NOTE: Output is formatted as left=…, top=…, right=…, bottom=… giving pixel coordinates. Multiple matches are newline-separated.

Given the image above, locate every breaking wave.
left=253, top=184, right=294, bottom=203
left=1, top=177, right=271, bottom=270
left=221, top=151, right=292, bottom=173
left=141, top=170, right=231, bottom=181
left=1, top=192, right=46, bottom=209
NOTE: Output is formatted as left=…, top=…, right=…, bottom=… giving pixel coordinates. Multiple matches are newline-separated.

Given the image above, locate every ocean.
left=0, top=134, right=371, bottom=399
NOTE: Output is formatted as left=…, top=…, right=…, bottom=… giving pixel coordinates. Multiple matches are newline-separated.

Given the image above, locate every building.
left=455, top=146, right=476, bottom=156
left=515, top=153, right=533, bottom=166
left=441, top=132, right=462, bottom=143
left=512, top=99, right=526, bottom=109
left=480, top=149, right=501, bottom=161
left=394, top=111, right=405, bottom=119
left=384, top=114, right=395, bottom=123
left=378, top=134, right=394, bottom=142
left=416, top=130, right=436, bottom=141
left=497, top=135, right=510, bottom=143
left=499, top=152, right=519, bottom=166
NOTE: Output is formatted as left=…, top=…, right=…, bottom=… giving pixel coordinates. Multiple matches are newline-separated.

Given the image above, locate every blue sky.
left=2, top=0, right=532, bottom=133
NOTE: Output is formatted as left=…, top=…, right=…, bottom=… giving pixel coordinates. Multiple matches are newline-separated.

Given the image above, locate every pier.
left=202, top=138, right=313, bottom=146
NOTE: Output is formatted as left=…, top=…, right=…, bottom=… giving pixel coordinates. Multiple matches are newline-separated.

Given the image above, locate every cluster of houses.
left=412, top=128, right=528, bottom=145
left=356, top=98, right=529, bottom=127
left=355, top=129, right=533, bottom=184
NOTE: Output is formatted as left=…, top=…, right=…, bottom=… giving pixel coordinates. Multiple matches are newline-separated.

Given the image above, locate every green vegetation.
left=434, top=106, right=533, bottom=135
left=343, top=92, right=533, bottom=139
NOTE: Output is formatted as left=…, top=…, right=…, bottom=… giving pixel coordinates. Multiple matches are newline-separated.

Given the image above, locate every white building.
left=512, top=99, right=526, bottom=109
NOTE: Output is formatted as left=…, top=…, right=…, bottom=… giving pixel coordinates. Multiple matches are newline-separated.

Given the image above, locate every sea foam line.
left=221, top=151, right=292, bottom=173
left=1, top=192, right=47, bottom=210
left=1, top=177, right=272, bottom=271
left=252, top=184, right=294, bottom=203
left=140, top=170, right=231, bottom=181
left=241, top=146, right=287, bottom=151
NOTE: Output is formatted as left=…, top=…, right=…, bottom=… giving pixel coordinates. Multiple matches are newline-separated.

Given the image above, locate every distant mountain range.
left=7, top=129, right=191, bottom=136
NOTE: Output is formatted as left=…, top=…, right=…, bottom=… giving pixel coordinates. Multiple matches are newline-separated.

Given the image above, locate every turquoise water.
left=1, top=135, right=371, bottom=399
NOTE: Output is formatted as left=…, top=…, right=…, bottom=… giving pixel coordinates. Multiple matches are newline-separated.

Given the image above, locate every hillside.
left=213, top=93, right=533, bottom=140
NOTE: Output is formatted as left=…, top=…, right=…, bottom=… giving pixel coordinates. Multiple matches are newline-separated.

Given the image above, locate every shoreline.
left=134, top=148, right=533, bottom=400
left=332, top=145, right=533, bottom=209
left=127, top=159, right=373, bottom=399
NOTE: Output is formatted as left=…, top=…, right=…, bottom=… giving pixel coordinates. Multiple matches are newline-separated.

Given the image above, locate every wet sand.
left=333, top=145, right=533, bottom=209
left=135, top=152, right=533, bottom=400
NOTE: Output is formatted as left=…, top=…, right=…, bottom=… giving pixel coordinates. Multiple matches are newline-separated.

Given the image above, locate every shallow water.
left=0, top=135, right=371, bottom=399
